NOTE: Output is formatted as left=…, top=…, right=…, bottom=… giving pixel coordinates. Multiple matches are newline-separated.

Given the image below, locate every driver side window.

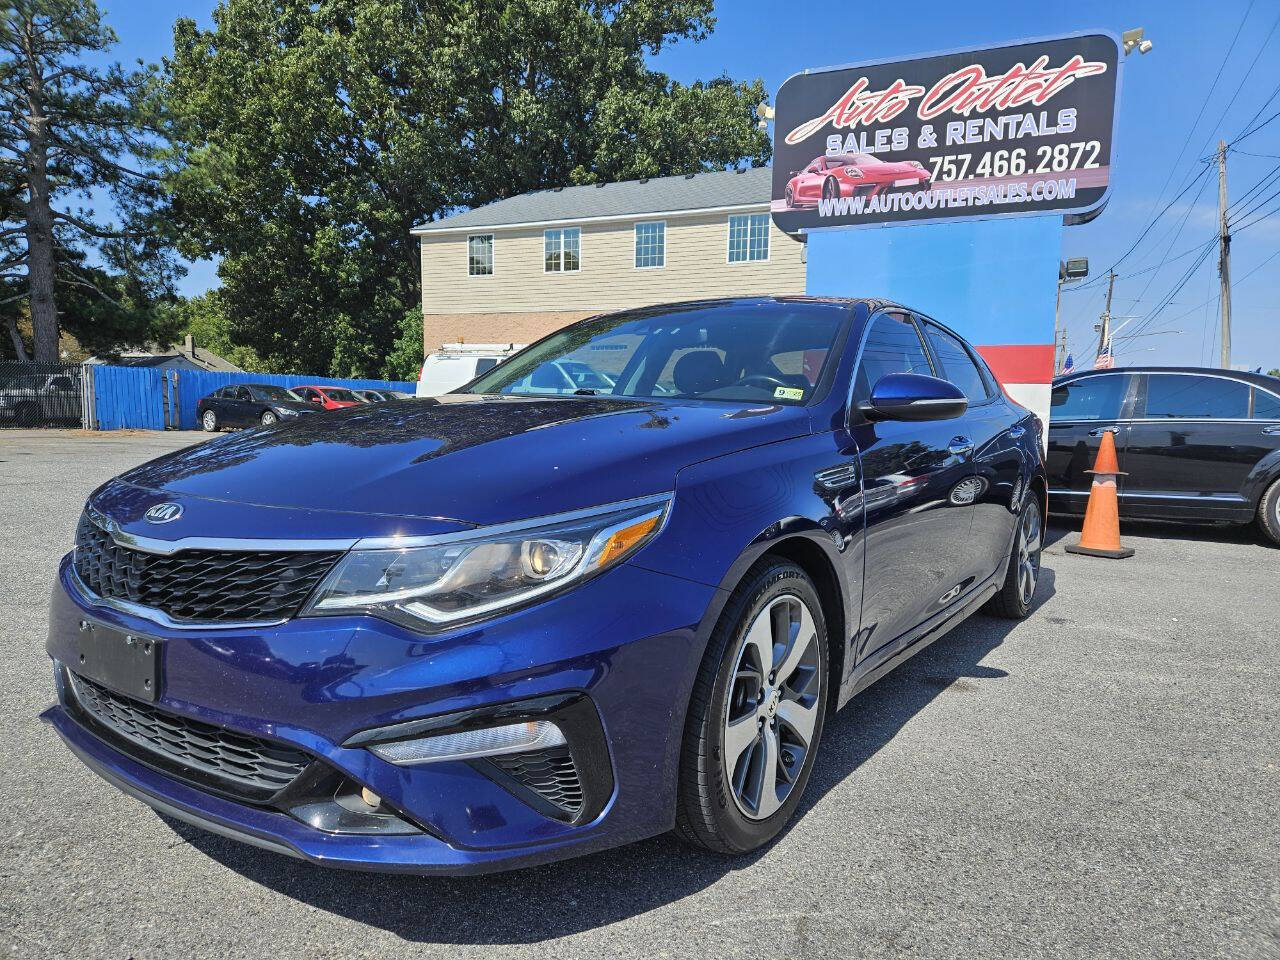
left=854, top=313, right=934, bottom=400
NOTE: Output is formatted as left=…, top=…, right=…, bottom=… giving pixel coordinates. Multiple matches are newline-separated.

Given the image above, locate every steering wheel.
left=735, top=373, right=791, bottom=392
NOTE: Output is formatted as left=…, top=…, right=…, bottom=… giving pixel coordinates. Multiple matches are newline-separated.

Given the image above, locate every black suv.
left=1048, top=366, right=1280, bottom=544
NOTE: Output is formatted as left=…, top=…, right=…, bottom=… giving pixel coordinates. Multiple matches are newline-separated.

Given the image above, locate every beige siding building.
left=414, top=168, right=806, bottom=351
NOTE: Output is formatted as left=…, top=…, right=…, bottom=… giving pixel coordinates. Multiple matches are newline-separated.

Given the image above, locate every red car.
left=292, top=384, right=363, bottom=410
left=784, top=153, right=930, bottom=207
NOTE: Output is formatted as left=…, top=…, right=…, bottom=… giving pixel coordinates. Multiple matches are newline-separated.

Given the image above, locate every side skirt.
left=839, top=561, right=1005, bottom=707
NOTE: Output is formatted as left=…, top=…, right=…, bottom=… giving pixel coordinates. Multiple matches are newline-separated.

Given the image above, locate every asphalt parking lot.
left=2, top=429, right=1277, bottom=960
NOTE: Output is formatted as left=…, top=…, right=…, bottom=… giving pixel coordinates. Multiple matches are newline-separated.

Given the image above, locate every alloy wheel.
left=722, top=594, right=822, bottom=821
left=202, top=410, right=216, bottom=431
left=1017, top=504, right=1042, bottom=605
left=261, top=411, right=277, bottom=426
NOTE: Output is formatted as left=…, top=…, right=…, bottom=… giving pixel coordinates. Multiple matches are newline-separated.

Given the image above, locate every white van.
left=415, top=343, right=524, bottom=397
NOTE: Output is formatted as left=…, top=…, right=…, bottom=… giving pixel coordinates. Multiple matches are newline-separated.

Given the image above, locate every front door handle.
left=1088, top=426, right=1121, bottom=437
left=1263, top=424, right=1280, bottom=435
left=948, top=436, right=975, bottom=457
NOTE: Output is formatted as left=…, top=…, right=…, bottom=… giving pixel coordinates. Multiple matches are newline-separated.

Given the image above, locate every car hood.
left=118, top=394, right=812, bottom=525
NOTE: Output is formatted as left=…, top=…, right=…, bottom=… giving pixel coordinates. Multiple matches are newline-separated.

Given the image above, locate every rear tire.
left=675, top=560, right=828, bottom=854
left=985, top=495, right=1043, bottom=619
left=1257, top=477, right=1280, bottom=546
left=201, top=409, right=218, bottom=432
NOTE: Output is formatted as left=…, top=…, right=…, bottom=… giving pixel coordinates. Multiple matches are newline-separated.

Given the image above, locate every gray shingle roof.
left=413, top=166, right=772, bottom=233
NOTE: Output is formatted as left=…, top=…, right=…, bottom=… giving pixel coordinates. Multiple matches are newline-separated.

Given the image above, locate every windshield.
left=249, top=385, right=298, bottom=401
left=322, top=388, right=359, bottom=402
left=462, top=301, right=849, bottom=405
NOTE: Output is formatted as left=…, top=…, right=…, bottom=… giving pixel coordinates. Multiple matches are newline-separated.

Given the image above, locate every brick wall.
left=422, top=310, right=598, bottom=353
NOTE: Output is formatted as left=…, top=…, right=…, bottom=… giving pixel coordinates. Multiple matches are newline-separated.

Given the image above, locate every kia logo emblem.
left=144, top=503, right=184, bottom=524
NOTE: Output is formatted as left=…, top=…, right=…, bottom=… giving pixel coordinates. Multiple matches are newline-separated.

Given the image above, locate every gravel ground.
left=2, top=429, right=1277, bottom=960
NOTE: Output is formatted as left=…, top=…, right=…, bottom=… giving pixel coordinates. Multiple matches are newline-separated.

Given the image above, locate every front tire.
left=201, top=409, right=218, bottom=432
left=675, top=560, right=828, bottom=854
left=821, top=177, right=839, bottom=201
left=260, top=410, right=278, bottom=426
left=1256, top=477, right=1280, bottom=546
left=985, top=495, right=1043, bottom=619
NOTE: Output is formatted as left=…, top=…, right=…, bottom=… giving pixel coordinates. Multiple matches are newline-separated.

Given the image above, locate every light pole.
left=1056, top=258, right=1089, bottom=374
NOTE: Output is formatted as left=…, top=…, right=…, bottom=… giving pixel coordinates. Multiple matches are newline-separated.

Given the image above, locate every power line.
left=1229, top=168, right=1280, bottom=228
left=1070, top=164, right=1214, bottom=289
left=1227, top=160, right=1280, bottom=213
left=1233, top=194, right=1280, bottom=231
left=1232, top=105, right=1280, bottom=145
left=1157, top=245, right=1280, bottom=328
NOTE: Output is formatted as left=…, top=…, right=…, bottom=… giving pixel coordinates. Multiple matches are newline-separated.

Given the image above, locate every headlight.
left=275, top=406, right=299, bottom=417
left=304, top=495, right=670, bottom=629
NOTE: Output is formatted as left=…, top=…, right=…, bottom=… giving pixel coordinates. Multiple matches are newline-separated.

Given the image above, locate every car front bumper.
left=43, top=555, right=719, bottom=874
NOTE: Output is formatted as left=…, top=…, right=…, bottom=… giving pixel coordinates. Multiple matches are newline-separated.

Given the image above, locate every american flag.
left=1094, top=352, right=1115, bottom=370
left=1063, top=353, right=1075, bottom=375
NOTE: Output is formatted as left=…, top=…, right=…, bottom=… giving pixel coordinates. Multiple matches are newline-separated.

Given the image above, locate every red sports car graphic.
left=784, top=153, right=930, bottom=208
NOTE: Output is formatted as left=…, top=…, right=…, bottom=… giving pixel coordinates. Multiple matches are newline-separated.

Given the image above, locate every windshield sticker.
left=774, top=387, right=805, bottom=401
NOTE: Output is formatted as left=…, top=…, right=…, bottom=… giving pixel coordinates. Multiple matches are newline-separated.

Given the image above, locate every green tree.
left=1269, top=368, right=1279, bottom=379
left=0, top=0, right=175, bottom=362
left=156, top=290, right=266, bottom=371
left=163, top=0, right=769, bottom=377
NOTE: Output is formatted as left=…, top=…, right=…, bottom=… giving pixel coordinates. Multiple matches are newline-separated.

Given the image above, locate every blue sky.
left=99, top=0, right=1280, bottom=370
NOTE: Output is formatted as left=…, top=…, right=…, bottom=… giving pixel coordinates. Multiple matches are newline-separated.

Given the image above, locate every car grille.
left=67, top=671, right=312, bottom=802
left=488, top=747, right=584, bottom=819
left=74, top=512, right=342, bottom=624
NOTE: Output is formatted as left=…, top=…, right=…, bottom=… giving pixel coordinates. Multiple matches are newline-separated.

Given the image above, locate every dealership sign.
left=771, top=33, right=1121, bottom=234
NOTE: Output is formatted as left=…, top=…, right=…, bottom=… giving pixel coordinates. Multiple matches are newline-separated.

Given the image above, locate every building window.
left=634, top=221, right=665, bottom=269
left=468, top=234, right=493, bottom=276
left=544, top=227, right=580, bottom=272
left=728, top=213, right=770, bottom=262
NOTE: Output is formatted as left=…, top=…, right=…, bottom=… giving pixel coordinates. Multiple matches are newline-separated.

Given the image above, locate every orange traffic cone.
left=1065, top=429, right=1134, bottom=559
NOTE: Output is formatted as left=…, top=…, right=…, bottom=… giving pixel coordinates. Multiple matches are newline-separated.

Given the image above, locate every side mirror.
left=860, top=373, right=967, bottom=422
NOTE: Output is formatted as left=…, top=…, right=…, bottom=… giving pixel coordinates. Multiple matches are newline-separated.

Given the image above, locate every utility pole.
left=1217, top=140, right=1232, bottom=368
left=1098, top=269, right=1116, bottom=358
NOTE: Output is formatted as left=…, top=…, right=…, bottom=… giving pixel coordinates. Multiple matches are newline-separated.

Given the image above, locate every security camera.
left=1122, top=27, right=1153, bottom=55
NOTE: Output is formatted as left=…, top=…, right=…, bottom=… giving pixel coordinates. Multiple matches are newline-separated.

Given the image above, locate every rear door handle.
left=949, top=436, right=975, bottom=457
left=1263, top=425, right=1280, bottom=435
left=1088, top=426, right=1121, bottom=437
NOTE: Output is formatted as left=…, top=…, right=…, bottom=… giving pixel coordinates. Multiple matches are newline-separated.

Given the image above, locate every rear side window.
left=1050, top=375, right=1126, bottom=421
left=1253, top=388, right=1280, bottom=420
left=855, top=313, right=934, bottom=398
left=1143, top=374, right=1248, bottom=419
left=922, top=322, right=990, bottom=401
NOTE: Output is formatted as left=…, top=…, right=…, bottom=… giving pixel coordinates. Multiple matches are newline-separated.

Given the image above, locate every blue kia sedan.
left=43, top=298, right=1046, bottom=874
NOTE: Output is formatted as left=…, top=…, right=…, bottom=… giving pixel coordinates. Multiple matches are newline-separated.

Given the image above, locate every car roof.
left=1054, top=366, right=1280, bottom=391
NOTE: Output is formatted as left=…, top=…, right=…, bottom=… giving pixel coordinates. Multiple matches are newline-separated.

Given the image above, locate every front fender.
left=630, top=431, right=865, bottom=702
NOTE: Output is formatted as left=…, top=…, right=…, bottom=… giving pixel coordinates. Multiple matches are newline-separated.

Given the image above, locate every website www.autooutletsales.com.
left=818, top=177, right=1077, bottom=218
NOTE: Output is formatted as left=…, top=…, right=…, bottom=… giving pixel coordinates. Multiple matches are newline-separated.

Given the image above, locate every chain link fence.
left=0, top=361, right=85, bottom=429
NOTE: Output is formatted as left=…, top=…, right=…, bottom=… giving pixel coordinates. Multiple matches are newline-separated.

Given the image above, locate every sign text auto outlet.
left=771, top=33, right=1121, bottom=234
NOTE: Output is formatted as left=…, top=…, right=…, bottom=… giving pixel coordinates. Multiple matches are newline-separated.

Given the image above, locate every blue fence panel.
left=88, top=365, right=416, bottom=431
left=92, top=365, right=168, bottom=430
left=169, top=369, right=417, bottom=431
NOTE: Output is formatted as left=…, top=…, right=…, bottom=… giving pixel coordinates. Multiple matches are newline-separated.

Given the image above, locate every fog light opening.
left=367, top=720, right=567, bottom=766
left=360, top=786, right=382, bottom=809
